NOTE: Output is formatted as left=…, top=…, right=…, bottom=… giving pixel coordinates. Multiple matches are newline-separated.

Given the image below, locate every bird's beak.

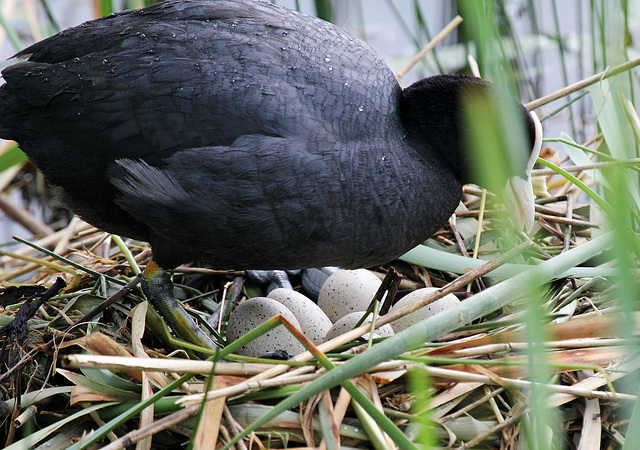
left=503, top=111, right=543, bottom=232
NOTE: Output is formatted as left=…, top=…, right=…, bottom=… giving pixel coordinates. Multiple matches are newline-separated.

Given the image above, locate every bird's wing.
left=109, top=135, right=355, bottom=268
left=14, top=1, right=289, bottom=63
left=1, top=0, right=395, bottom=163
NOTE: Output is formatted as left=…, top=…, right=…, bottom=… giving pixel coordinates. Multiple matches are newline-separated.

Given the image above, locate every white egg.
left=324, top=311, right=395, bottom=342
left=317, top=269, right=382, bottom=322
left=227, top=296, right=304, bottom=357
left=267, top=288, right=332, bottom=345
left=389, top=287, right=460, bottom=333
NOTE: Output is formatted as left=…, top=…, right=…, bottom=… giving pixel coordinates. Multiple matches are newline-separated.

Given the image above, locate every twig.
left=424, top=366, right=636, bottom=401
left=454, top=409, right=521, bottom=449
left=0, top=193, right=54, bottom=236
left=375, top=268, right=402, bottom=315
left=0, top=278, right=66, bottom=382
left=531, top=158, right=640, bottom=176
left=395, top=15, right=464, bottom=81
left=534, top=203, right=585, bottom=220
left=536, top=213, right=596, bottom=228
left=72, top=274, right=142, bottom=328
left=564, top=193, right=574, bottom=252
left=455, top=210, right=597, bottom=228
left=100, top=404, right=201, bottom=450
left=525, top=57, right=640, bottom=111
left=0, top=275, right=140, bottom=385
left=439, top=387, right=505, bottom=423
left=538, top=218, right=566, bottom=240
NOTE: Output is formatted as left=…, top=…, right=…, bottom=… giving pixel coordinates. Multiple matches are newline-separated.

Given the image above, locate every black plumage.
left=0, top=0, right=541, bottom=349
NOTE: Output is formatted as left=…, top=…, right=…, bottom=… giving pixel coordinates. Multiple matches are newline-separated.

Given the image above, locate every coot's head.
left=400, top=74, right=543, bottom=231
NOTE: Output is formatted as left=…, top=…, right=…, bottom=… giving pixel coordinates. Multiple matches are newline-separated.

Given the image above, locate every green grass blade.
left=221, top=234, right=612, bottom=449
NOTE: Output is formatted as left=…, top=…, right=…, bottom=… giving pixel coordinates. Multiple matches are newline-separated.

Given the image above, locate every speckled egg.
left=267, top=288, right=332, bottom=345
left=324, top=311, right=395, bottom=342
left=389, top=288, right=460, bottom=332
left=317, top=269, right=382, bottom=322
left=227, top=296, right=305, bottom=357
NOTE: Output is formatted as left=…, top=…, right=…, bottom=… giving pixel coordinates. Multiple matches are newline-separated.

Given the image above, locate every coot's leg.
left=142, top=260, right=217, bottom=350
left=246, top=270, right=293, bottom=292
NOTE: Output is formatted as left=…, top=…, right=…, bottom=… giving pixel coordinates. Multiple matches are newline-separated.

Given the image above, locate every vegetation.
left=0, top=0, right=639, bottom=448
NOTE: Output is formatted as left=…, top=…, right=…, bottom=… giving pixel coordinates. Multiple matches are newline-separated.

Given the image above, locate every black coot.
left=0, top=0, right=542, bottom=350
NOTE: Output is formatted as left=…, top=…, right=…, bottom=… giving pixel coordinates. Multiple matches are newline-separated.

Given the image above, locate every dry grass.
left=0, top=169, right=637, bottom=448
left=1, top=1, right=640, bottom=449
